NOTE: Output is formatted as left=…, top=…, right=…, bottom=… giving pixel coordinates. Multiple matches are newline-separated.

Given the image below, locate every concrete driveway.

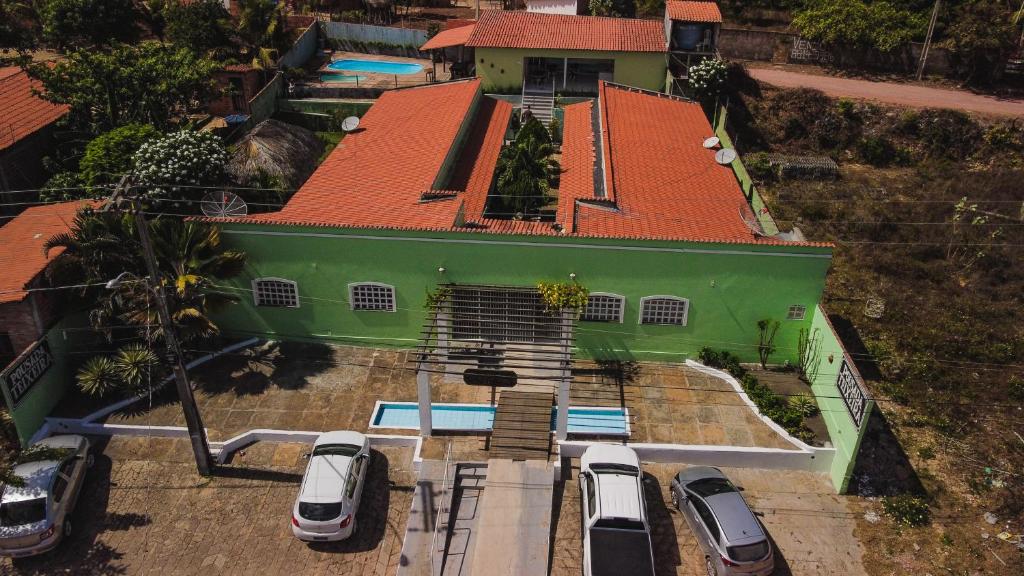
left=550, top=465, right=866, bottom=576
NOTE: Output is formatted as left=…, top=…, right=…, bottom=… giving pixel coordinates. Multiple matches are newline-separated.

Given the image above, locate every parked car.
left=579, top=444, right=655, bottom=576
left=0, top=435, right=92, bottom=558
left=291, top=431, right=371, bottom=542
left=670, top=466, right=774, bottom=576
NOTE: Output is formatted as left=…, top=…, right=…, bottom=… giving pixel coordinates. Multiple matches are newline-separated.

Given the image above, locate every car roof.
left=581, top=444, right=640, bottom=469
left=299, top=453, right=354, bottom=503
left=676, top=466, right=727, bottom=485
left=314, top=430, right=367, bottom=448
left=594, top=471, right=644, bottom=522
left=705, top=492, right=765, bottom=544
left=35, top=435, right=84, bottom=451
left=2, top=461, right=58, bottom=503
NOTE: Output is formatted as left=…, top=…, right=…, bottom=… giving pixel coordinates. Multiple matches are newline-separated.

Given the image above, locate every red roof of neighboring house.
left=465, top=10, right=665, bottom=52
left=0, top=201, right=91, bottom=304
left=666, top=1, right=723, bottom=23
left=211, top=80, right=828, bottom=248
left=0, top=67, right=69, bottom=153
left=421, top=23, right=477, bottom=51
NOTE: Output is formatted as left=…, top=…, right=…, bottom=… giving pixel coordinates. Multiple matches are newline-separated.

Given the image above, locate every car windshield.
left=590, top=463, right=639, bottom=476
left=0, top=498, right=47, bottom=527
left=593, top=518, right=646, bottom=531
left=312, top=444, right=361, bottom=458
left=728, top=541, right=770, bottom=563
left=298, top=501, right=343, bottom=521
left=687, top=477, right=736, bottom=498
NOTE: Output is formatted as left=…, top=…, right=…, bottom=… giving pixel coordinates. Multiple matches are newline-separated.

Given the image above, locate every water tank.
left=674, top=24, right=703, bottom=50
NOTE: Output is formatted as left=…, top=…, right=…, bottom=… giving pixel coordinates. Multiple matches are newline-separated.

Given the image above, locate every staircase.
left=521, top=80, right=555, bottom=127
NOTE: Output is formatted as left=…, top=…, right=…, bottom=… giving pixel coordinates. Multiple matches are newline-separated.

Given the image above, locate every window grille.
left=253, top=278, right=299, bottom=308
left=349, top=283, right=396, bottom=312
left=786, top=305, right=806, bottom=320
left=582, top=293, right=625, bottom=323
left=639, top=296, right=688, bottom=326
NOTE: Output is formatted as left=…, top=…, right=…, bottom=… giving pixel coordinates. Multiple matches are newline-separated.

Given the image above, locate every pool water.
left=328, top=59, right=423, bottom=75
left=370, top=402, right=629, bottom=435
left=320, top=73, right=366, bottom=83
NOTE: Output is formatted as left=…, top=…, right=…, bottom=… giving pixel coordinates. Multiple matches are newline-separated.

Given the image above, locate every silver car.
left=291, top=431, right=371, bottom=542
left=0, top=435, right=92, bottom=558
left=670, top=467, right=774, bottom=576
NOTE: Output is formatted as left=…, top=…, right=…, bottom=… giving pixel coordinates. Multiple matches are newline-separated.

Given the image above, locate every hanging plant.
left=424, top=286, right=452, bottom=310
left=537, top=281, right=588, bottom=315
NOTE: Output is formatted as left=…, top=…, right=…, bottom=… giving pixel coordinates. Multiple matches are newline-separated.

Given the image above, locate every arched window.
left=252, top=278, right=299, bottom=308
left=639, top=296, right=689, bottom=326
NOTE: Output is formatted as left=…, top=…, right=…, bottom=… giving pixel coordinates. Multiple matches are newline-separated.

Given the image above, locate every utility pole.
left=917, top=0, right=941, bottom=81
left=116, top=178, right=214, bottom=476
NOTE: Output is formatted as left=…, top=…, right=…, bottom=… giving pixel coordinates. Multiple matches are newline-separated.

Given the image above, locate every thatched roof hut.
left=227, top=119, right=324, bottom=190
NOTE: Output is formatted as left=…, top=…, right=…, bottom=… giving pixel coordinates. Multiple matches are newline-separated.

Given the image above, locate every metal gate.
left=448, top=285, right=560, bottom=343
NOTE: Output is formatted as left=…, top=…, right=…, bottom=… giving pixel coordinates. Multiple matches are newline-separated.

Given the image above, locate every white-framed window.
left=349, top=282, right=396, bottom=312
left=786, top=304, right=807, bottom=320
left=581, top=293, right=625, bottom=323
left=252, top=278, right=299, bottom=308
left=639, top=296, right=689, bottom=326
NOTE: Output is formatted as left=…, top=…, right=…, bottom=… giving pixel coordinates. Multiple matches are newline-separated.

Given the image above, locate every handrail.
left=429, top=440, right=454, bottom=576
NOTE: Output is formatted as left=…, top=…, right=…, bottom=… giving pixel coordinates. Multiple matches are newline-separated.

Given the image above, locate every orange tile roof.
left=0, top=67, right=69, bottom=152
left=465, top=10, right=666, bottom=52
left=448, top=96, right=513, bottom=221
left=0, top=201, right=91, bottom=304
left=666, top=1, right=723, bottom=23
left=421, top=23, right=476, bottom=50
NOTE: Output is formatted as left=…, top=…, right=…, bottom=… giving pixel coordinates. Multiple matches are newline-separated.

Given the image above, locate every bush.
left=548, top=117, right=562, bottom=144
left=745, top=152, right=777, bottom=183
left=40, top=171, right=85, bottom=202
left=916, top=109, right=982, bottom=161
left=983, top=123, right=1021, bottom=149
left=688, top=58, right=728, bottom=99
left=133, top=130, right=228, bottom=201
left=788, top=395, right=819, bottom=418
left=882, top=495, right=931, bottom=527
left=698, top=347, right=747, bottom=379
left=80, top=124, right=160, bottom=188
left=856, top=135, right=910, bottom=167
left=755, top=88, right=855, bottom=150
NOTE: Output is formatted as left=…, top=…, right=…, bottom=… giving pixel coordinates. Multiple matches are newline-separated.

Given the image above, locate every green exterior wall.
left=806, top=305, right=874, bottom=493
left=475, top=47, right=667, bottom=93
left=212, top=225, right=831, bottom=363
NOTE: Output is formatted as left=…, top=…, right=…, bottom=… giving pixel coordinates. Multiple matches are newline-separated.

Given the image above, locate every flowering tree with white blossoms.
left=688, top=58, right=728, bottom=99
left=132, top=130, right=228, bottom=201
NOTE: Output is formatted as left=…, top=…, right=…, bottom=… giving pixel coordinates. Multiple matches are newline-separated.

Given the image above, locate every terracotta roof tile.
left=449, top=96, right=512, bottom=220
left=666, top=1, right=723, bottom=23
left=421, top=23, right=476, bottom=50
left=0, top=201, right=92, bottom=304
left=465, top=10, right=665, bottom=52
left=0, top=67, right=69, bottom=152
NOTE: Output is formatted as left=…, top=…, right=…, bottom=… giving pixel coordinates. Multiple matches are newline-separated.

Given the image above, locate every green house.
left=205, top=78, right=832, bottom=364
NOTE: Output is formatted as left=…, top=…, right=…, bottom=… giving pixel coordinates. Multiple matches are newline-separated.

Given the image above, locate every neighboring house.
left=0, top=67, right=69, bottom=215
left=208, top=64, right=263, bottom=118
left=201, top=78, right=832, bottom=363
left=525, top=0, right=585, bottom=15
left=0, top=202, right=88, bottom=368
left=665, top=0, right=723, bottom=85
left=464, top=10, right=667, bottom=93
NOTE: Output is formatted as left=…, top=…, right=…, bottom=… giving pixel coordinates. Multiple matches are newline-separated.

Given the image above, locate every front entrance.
left=523, top=57, right=614, bottom=94
left=448, top=285, right=560, bottom=344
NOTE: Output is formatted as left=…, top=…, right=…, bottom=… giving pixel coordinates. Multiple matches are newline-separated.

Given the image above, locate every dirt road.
left=749, top=68, right=1024, bottom=117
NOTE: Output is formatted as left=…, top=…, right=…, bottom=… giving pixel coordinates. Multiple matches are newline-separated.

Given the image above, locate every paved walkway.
left=749, top=68, right=1024, bottom=117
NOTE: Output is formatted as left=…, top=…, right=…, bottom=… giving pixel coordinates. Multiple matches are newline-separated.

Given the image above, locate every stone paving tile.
left=1, top=437, right=417, bottom=576
left=551, top=463, right=866, bottom=576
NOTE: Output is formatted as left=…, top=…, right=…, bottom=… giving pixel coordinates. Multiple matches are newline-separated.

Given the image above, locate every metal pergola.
left=409, top=283, right=577, bottom=439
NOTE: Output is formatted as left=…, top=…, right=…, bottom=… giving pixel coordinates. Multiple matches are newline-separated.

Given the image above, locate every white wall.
left=526, top=0, right=583, bottom=15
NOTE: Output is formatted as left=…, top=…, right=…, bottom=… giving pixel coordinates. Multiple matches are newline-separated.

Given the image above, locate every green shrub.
left=983, top=123, right=1021, bottom=149
left=548, top=117, right=562, bottom=144
left=916, top=109, right=982, bottom=160
left=697, top=347, right=746, bottom=378
left=745, top=152, right=776, bottom=182
left=40, top=171, right=85, bottom=202
left=789, top=395, right=819, bottom=418
left=80, top=123, right=160, bottom=188
left=882, top=495, right=930, bottom=527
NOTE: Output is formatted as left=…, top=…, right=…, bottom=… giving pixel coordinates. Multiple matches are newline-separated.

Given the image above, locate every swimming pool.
left=369, top=402, right=630, bottom=436
left=320, top=73, right=366, bottom=83
left=328, top=59, right=423, bottom=75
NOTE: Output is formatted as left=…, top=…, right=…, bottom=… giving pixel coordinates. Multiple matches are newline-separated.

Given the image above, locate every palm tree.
left=236, top=0, right=287, bottom=53
left=494, top=127, right=560, bottom=216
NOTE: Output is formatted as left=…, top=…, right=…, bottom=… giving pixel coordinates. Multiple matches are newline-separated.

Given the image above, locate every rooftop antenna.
left=341, top=116, right=360, bottom=132
left=715, top=148, right=737, bottom=165
left=738, top=205, right=765, bottom=237
left=702, top=136, right=720, bottom=149
left=200, top=190, right=248, bottom=218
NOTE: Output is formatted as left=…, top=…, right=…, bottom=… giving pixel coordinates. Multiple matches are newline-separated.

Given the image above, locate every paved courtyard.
left=1, top=437, right=417, bottom=576
left=107, top=342, right=797, bottom=455
left=550, top=465, right=866, bottom=576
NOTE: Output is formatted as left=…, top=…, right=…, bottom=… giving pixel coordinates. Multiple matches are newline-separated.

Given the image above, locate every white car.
left=291, top=431, right=371, bottom=542
left=0, top=435, right=92, bottom=558
left=579, top=444, right=655, bottom=576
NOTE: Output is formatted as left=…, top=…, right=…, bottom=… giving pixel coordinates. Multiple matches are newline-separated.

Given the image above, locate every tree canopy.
left=27, top=42, right=220, bottom=133
left=163, top=0, right=232, bottom=54
left=36, top=0, right=138, bottom=49
left=792, top=0, right=927, bottom=53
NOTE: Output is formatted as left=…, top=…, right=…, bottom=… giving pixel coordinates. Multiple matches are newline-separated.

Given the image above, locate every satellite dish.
left=738, top=206, right=765, bottom=237
left=341, top=116, right=360, bottom=132
left=201, top=191, right=248, bottom=218
left=715, top=148, right=737, bottom=165
left=703, top=136, right=720, bottom=149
